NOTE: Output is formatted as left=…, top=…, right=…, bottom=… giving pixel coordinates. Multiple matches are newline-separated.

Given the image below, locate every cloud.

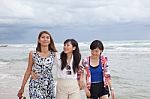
left=1, top=0, right=150, bottom=26
left=0, top=0, right=34, bottom=24
left=67, top=0, right=150, bottom=24
left=0, top=0, right=150, bottom=43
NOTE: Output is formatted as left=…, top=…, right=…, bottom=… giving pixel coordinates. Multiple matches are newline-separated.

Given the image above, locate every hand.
left=17, top=88, right=24, bottom=98
left=78, top=80, right=85, bottom=90
left=110, top=88, right=115, bottom=99
left=85, top=88, right=91, bottom=97
left=31, top=71, right=38, bottom=80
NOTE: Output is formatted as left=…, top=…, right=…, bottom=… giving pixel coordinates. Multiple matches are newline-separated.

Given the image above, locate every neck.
left=91, top=55, right=99, bottom=60
left=41, top=47, right=49, bottom=53
left=67, top=53, right=73, bottom=60
left=67, top=53, right=73, bottom=64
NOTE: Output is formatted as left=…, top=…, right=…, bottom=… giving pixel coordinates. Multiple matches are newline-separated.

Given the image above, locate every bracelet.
left=110, top=87, right=114, bottom=91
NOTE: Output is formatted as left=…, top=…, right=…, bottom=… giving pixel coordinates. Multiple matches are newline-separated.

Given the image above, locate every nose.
left=44, top=37, right=48, bottom=41
left=92, top=52, right=97, bottom=56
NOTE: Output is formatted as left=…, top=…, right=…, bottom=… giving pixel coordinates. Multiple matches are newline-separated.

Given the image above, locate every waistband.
left=91, top=81, right=103, bottom=83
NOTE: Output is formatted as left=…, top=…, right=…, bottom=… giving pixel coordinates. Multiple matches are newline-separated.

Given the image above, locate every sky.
left=0, top=0, right=150, bottom=43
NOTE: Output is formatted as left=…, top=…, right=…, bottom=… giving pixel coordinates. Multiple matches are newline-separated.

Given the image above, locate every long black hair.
left=60, top=39, right=81, bottom=73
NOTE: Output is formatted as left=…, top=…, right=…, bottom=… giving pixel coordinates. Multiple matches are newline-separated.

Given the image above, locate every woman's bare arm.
left=17, top=51, right=33, bottom=97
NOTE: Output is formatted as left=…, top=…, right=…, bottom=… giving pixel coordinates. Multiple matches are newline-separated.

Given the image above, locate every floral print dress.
left=29, top=51, right=55, bottom=99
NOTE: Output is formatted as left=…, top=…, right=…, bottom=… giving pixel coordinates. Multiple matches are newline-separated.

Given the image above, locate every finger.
left=17, top=93, right=22, bottom=97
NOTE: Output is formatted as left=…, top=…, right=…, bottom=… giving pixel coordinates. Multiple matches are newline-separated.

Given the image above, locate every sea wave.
left=104, top=41, right=150, bottom=52
left=0, top=73, right=22, bottom=79
left=114, top=47, right=150, bottom=52
left=105, top=40, right=150, bottom=47
left=7, top=44, right=36, bottom=48
left=0, top=58, right=27, bottom=64
left=0, top=61, right=9, bottom=65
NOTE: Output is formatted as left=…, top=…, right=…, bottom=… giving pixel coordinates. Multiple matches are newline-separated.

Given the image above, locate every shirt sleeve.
left=103, top=56, right=111, bottom=79
left=52, top=52, right=60, bottom=80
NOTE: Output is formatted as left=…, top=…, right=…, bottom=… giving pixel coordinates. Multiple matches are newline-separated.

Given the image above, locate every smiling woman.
left=82, top=40, right=115, bottom=99
left=17, top=31, right=57, bottom=99
left=56, top=39, right=82, bottom=99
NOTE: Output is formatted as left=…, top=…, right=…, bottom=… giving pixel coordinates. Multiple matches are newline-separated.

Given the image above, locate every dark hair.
left=90, top=40, right=104, bottom=51
left=36, top=31, right=57, bottom=52
left=60, top=39, right=81, bottom=73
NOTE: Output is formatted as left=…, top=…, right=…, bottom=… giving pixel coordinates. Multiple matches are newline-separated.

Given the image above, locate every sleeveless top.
left=29, top=51, right=56, bottom=99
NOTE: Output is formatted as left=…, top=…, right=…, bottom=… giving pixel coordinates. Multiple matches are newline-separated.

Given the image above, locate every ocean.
left=0, top=40, right=150, bottom=99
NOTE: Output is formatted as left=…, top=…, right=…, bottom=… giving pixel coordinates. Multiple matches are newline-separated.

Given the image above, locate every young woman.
left=17, top=31, right=57, bottom=99
left=82, top=40, right=115, bottom=99
left=56, top=39, right=82, bottom=99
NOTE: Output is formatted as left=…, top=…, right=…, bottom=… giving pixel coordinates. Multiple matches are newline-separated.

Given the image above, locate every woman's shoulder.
left=82, top=56, right=90, bottom=61
left=101, top=55, right=108, bottom=61
left=82, top=56, right=90, bottom=67
left=28, top=50, right=37, bottom=57
left=100, top=55, right=109, bottom=66
left=53, top=52, right=59, bottom=56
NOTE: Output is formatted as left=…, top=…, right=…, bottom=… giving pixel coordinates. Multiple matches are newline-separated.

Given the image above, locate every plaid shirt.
left=82, top=55, right=111, bottom=89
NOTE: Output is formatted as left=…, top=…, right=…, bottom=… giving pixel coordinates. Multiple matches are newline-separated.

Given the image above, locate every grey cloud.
left=0, top=0, right=150, bottom=43
left=1, top=0, right=150, bottom=26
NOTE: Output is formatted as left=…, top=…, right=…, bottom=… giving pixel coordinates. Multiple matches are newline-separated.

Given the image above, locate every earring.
left=73, top=47, right=76, bottom=50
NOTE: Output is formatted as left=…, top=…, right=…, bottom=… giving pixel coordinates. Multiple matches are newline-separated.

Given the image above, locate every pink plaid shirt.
left=82, top=55, right=111, bottom=89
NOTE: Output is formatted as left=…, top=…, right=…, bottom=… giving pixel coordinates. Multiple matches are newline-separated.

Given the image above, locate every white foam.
left=0, top=74, right=7, bottom=79
left=8, top=44, right=36, bottom=48
left=115, top=47, right=150, bottom=52
left=0, top=74, right=22, bottom=79
left=0, top=61, right=9, bottom=65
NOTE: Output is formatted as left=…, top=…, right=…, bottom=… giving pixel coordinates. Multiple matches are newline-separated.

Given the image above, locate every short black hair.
left=90, top=40, right=104, bottom=51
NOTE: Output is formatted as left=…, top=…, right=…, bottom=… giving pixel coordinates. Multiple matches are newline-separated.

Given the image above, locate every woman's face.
left=38, top=33, right=50, bottom=47
left=63, top=41, right=75, bottom=54
left=91, top=48, right=102, bottom=57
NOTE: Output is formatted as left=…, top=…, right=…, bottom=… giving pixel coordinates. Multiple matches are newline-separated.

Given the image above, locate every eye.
left=95, top=50, right=99, bottom=53
left=67, top=44, right=70, bottom=46
left=46, top=36, right=50, bottom=39
left=41, top=36, right=45, bottom=38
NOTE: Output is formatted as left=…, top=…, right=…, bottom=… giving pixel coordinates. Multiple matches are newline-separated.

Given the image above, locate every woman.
left=17, top=31, right=57, bottom=99
left=56, top=39, right=82, bottom=99
left=82, top=40, right=115, bottom=99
